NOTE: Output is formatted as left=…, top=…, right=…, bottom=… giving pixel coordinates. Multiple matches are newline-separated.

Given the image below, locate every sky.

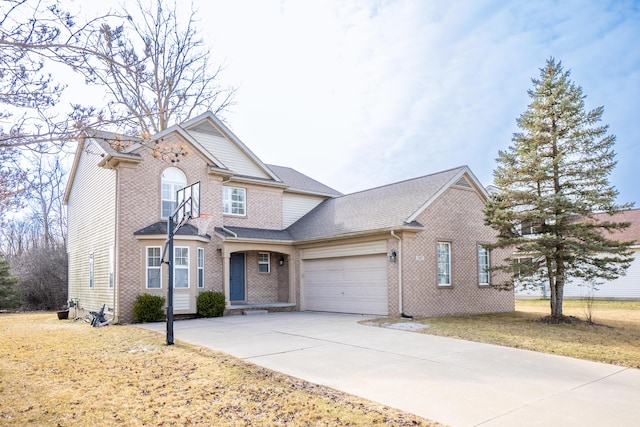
left=75, top=0, right=640, bottom=204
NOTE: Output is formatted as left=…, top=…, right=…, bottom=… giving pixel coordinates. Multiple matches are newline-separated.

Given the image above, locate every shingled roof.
left=286, top=166, right=476, bottom=241
left=266, top=164, right=342, bottom=197
left=591, top=208, right=640, bottom=244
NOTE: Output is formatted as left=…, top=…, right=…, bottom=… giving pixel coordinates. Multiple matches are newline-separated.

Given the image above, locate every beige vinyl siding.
left=188, top=131, right=270, bottom=179
left=282, top=193, right=325, bottom=228
left=67, top=140, right=117, bottom=313
left=301, top=241, right=387, bottom=260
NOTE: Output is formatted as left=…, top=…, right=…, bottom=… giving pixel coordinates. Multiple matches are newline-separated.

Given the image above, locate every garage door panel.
left=303, top=254, right=388, bottom=315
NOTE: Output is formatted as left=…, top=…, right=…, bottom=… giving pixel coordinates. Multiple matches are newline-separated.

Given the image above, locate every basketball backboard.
left=175, top=181, right=200, bottom=223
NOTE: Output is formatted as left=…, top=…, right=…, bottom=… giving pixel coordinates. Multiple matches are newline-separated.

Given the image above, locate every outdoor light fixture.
left=389, top=250, right=397, bottom=263
left=279, top=256, right=285, bottom=266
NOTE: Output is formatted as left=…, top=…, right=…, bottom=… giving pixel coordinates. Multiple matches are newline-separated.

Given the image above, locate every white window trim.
left=146, top=246, right=162, bottom=289
left=174, top=246, right=189, bottom=289
left=222, top=186, right=246, bottom=216
left=478, top=244, right=490, bottom=286
left=437, top=242, right=451, bottom=287
left=197, top=248, right=204, bottom=288
left=89, top=252, right=94, bottom=288
left=258, top=252, right=270, bottom=274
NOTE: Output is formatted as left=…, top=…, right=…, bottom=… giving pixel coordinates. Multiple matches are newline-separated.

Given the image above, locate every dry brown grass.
left=0, top=312, right=441, bottom=426
left=379, top=300, right=640, bottom=368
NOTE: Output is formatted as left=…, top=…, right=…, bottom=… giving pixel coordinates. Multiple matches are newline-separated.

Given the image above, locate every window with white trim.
left=174, top=247, right=189, bottom=288
left=197, top=248, right=204, bottom=288
left=222, top=186, right=246, bottom=216
left=161, top=167, right=187, bottom=219
left=478, top=245, right=490, bottom=285
left=258, top=252, right=270, bottom=273
left=146, top=247, right=162, bottom=289
left=108, top=247, right=114, bottom=288
left=89, top=252, right=94, bottom=288
left=437, top=242, right=451, bottom=286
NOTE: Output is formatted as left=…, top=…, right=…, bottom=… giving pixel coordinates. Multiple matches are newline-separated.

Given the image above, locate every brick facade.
left=399, top=186, right=513, bottom=316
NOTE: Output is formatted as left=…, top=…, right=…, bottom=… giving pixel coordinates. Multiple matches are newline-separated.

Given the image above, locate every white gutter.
left=391, top=230, right=406, bottom=317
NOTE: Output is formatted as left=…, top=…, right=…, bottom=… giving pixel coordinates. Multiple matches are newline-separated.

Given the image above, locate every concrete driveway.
left=138, top=312, right=639, bottom=427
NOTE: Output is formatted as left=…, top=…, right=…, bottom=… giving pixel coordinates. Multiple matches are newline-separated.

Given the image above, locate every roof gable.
left=287, top=166, right=485, bottom=241
left=180, top=112, right=280, bottom=182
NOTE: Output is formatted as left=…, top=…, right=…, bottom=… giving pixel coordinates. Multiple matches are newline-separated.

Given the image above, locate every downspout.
left=391, top=231, right=412, bottom=319
left=221, top=226, right=237, bottom=238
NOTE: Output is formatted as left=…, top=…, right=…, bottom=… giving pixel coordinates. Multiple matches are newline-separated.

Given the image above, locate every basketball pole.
left=166, top=213, right=175, bottom=345
left=165, top=199, right=190, bottom=346
left=163, top=181, right=200, bottom=346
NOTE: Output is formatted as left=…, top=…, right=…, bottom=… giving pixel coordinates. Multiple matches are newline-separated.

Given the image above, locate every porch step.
left=243, top=309, right=268, bottom=315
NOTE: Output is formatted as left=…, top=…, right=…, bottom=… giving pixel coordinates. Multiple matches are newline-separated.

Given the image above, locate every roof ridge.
left=336, top=165, right=468, bottom=198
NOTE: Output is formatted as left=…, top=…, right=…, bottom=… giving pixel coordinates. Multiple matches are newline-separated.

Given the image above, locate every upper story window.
left=161, top=167, right=187, bottom=219
left=223, top=186, right=246, bottom=216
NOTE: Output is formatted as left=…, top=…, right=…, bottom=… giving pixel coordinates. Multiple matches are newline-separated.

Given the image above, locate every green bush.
left=197, top=291, right=226, bottom=317
left=132, top=294, right=166, bottom=323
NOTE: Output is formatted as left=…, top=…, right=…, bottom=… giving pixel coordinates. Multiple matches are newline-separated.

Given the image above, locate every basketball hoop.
left=192, top=213, right=213, bottom=236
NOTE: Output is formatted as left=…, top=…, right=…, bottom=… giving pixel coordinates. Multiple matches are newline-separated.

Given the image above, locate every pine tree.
left=0, top=256, right=20, bottom=309
left=484, top=58, right=634, bottom=319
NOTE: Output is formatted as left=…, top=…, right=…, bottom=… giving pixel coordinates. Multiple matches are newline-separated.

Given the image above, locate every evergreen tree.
left=484, top=58, right=634, bottom=319
left=0, top=256, right=20, bottom=309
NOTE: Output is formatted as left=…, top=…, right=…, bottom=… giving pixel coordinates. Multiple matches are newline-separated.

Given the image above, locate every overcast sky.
left=82, top=0, right=640, bottom=204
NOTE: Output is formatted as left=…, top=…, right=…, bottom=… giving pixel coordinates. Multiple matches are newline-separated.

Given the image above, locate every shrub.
left=197, top=291, right=226, bottom=317
left=133, top=294, right=166, bottom=323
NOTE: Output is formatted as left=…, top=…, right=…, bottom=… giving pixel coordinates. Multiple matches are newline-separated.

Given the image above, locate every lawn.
left=375, top=300, right=640, bottom=368
left=0, top=312, right=439, bottom=426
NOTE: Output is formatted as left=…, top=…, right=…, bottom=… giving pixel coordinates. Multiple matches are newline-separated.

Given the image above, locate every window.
left=258, top=252, right=270, bottom=273
left=437, top=242, right=451, bottom=286
left=108, top=247, right=114, bottom=288
left=197, top=248, right=204, bottom=288
left=161, top=167, right=187, bottom=218
left=223, top=186, right=246, bottom=215
left=146, top=247, right=162, bottom=289
left=174, top=247, right=189, bottom=288
left=478, top=245, right=490, bottom=285
left=89, top=252, right=94, bottom=288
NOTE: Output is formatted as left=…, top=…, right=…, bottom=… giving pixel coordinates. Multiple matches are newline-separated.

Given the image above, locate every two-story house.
left=65, top=112, right=514, bottom=323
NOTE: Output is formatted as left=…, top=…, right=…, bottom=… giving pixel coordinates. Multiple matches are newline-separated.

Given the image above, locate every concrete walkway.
left=138, top=312, right=639, bottom=427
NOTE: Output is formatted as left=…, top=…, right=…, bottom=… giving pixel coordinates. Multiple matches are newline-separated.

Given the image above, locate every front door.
left=230, top=252, right=246, bottom=301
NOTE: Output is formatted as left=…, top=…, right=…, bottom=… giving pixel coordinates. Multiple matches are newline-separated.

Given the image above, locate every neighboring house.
left=65, top=112, right=514, bottom=323
left=515, top=208, right=640, bottom=299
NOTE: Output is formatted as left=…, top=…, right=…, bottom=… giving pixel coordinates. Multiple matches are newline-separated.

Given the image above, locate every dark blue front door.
left=230, top=253, right=245, bottom=301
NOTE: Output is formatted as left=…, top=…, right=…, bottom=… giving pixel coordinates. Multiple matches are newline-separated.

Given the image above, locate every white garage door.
left=303, top=254, right=388, bottom=315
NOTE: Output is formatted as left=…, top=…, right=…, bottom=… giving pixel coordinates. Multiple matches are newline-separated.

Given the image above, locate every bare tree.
left=72, top=0, right=235, bottom=135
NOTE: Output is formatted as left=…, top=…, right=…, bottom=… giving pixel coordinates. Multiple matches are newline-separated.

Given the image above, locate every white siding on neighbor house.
left=189, top=131, right=270, bottom=179
left=282, top=193, right=325, bottom=228
left=516, top=248, right=640, bottom=299
left=563, top=248, right=640, bottom=299
left=67, top=140, right=117, bottom=313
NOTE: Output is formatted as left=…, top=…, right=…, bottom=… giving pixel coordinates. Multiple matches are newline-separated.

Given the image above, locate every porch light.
left=389, top=250, right=397, bottom=263
left=279, top=256, right=285, bottom=266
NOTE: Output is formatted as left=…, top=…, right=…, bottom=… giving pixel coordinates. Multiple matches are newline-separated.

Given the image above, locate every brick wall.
left=115, top=133, right=226, bottom=322
left=397, top=186, right=514, bottom=317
